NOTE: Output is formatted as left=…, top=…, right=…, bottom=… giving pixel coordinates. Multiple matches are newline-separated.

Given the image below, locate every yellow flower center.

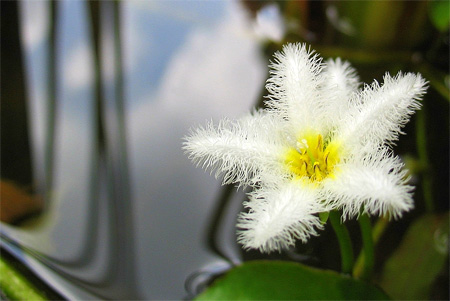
left=284, top=132, right=340, bottom=182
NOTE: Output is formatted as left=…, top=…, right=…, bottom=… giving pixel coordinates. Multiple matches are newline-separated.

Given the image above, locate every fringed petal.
left=321, top=150, right=414, bottom=220
left=265, top=43, right=325, bottom=132
left=183, top=110, right=287, bottom=187
left=320, top=58, right=360, bottom=131
left=237, top=180, right=325, bottom=253
left=337, top=72, right=427, bottom=152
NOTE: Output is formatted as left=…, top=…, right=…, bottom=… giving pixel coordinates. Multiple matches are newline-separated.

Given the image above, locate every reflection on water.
left=184, top=261, right=231, bottom=298
left=1, top=0, right=268, bottom=299
left=127, top=1, right=266, bottom=297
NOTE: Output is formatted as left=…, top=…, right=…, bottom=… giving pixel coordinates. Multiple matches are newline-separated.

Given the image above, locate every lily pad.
left=196, top=260, right=389, bottom=300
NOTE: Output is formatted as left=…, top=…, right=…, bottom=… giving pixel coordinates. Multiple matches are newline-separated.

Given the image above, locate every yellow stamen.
left=314, top=162, right=322, bottom=181
left=284, top=132, right=340, bottom=182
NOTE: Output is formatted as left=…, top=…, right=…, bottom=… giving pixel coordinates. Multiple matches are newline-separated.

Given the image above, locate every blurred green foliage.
left=429, top=0, right=450, bottom=32
left=378, top=213, right=449, bottom=300
left=0, top=256, right=46, bottom=300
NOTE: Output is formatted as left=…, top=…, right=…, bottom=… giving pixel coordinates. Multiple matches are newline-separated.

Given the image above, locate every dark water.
left=1, top=1, right=280, bottom=299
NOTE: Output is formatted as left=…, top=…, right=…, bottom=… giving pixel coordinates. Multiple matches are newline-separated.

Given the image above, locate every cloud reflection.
left=128, top=1, right=266, bottom=298
left=14, top=0, right=267, bottom=299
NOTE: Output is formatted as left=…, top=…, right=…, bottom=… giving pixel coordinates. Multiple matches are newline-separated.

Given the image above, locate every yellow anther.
left=314, top=162, right=323, bottom=181
left=300, top=161, right=308, bottom=174
left=284, top=132, right=340, bottom=182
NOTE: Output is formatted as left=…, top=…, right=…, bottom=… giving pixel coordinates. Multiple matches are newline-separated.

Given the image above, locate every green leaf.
left=429, top=0, right=450, bottom=32
left=0, top=256, right=46, bottom=300
left=196, top=260, right=389, bottom=300
left=378, top=213, right=449, bottom=300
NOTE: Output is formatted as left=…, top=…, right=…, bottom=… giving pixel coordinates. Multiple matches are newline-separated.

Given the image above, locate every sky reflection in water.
left=8, top=0, right=271, bottom=299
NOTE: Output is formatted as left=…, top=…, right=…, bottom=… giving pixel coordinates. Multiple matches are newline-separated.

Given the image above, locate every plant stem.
left=353, top=213, right=375, bottom=280
left=329, top=210, right=354, bottom=274
left=353, top=216, right=388, bottom=278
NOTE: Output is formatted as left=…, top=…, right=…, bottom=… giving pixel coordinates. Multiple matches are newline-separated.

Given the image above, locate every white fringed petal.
left=323, top=58, right=360, bottom=97
left=337, top=72, right=427, bottom=152
left=322, top=151, right=414, bottom=220
left=265, top=43, right=325, bottom=132
left=236, top=181, right=324, bottom=253
left=183, top=111, right=287, bottom=186
left=320, top=58, right=360, bottom=130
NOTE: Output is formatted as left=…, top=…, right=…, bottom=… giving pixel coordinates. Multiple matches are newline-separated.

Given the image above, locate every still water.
left=1, top=0, right=279, bottom=299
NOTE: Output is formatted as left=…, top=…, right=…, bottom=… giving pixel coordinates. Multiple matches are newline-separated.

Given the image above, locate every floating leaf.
left=378, top=213, right=449, bottom=300
left=196, top=260, right=389, bottom=300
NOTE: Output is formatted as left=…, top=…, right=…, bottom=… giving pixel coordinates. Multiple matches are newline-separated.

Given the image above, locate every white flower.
left=183, top=43, right=427, bottom=253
